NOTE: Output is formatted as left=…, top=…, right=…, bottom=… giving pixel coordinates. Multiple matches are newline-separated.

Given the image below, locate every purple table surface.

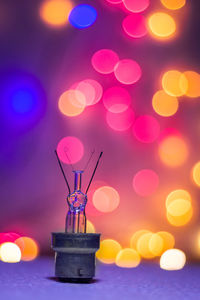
left=0, top=257, right=200, bottom=300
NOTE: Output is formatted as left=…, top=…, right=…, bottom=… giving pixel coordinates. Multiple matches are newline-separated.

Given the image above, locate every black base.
left=51, top=233, right=100, bottom=282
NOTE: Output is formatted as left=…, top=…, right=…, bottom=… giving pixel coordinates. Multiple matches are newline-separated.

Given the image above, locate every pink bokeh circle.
left=114, top=59, right=142, bottom=85
left=91, top=49, right=119, bottom=74
left=133, top=169, right=159, bottom=197
left=106, top=0, right=123, bottom=4
left=57, top=136, right=84, bottom=164
left=122, top=14, right=147, bottom=38
left=123, top=0, right=150, bottom=13
left=106, top=108, right=135, bottom=131
left=133, top=115, right=160, bottom=143
left=103, top=86, right=131, bottom=113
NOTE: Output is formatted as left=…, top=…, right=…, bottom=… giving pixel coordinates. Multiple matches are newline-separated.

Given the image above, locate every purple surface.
left=0, top=258, right=200, bottom=300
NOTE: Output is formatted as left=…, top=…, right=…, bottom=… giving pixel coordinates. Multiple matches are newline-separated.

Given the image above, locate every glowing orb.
left=156, top=231, right=175, bottom=253
left=183, top=71, right=200, bottom=98
left=0, top=232, right=20, bottom=244
left=167, top=199, right=191, bottom=217
left=114, top=59, right=142, bottom=85
left=160, top=249, right=186, bottom=270
left=96, top=239, right=122, bottom=264
left=149, top=233, right=164, bottom=256
left=106, top=108, right=135, bottom=131
left=122, top=14, right=147, bottom=38
left=57, top=136, right=84, bottom=164
left=106, top=0, right=122, bottom=3
left=15, top=237, right=39, bottom=261
left=166, top=189, right=191, bottom=208
left=130, top=229, right=151, bottom=249
left=92, top=186, right=120, bottom=212
left=39, top=0, right=73, bottom=27
left=133, top=169, right=159, bottom=197
left=148, top=12, right=176, bottom=39
left=69, top=4, right=97, bottom=29
left=158, top=136, right=188, bottom=167
left=152, top=90, right=179, bottom=117
left=167, top=208, right=193, bottom=226
left=136, top=232, right=155, bottom=259
left=58, top=89, right=86, bottom=117
left=87, top=181, right=107, bottom=216
left=161, top=0, right=186, bottom=10
left=133, top=115, right=160, bottom=143
left=86, top=220, right=95, bottom=233
left=0, top=242, right=21, bottom=263
left=103, top=86, right=131, bottom=113
left=123, top=0, right=150, bottom=13
left=91, top=49, right=119, bottom=74
left=115, top=248, right=141, bottom=268
left=192, top=161, right=200, bottom=187
left=162, top=70, right=188, bottom=97
left=83, top=79, right=103, bottom=105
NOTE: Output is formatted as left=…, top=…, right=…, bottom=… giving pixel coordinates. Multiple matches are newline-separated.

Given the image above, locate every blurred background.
left=0, top=0, right=200, bottom=266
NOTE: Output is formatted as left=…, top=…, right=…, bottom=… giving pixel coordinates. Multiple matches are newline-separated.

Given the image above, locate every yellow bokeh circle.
left=136, top=232, right=155, bottom=259
left=161, top=0, right=186, bottom=10
left=148, top=12, right=176, bottom=39
left=130, top=229, right=151, bottom=249
left=167, top=208, right=193, bottom=226
left=58, top=89, right=86, bottom=117
left=152, top=90, right=179, bottom=117
left=86, top=220, right=96, bottom=233
left=96, top=239, right=122, bottom=264
left=192, top=161, right=200, bottom=187
left=183, top=71, right=200, bottom=98
left=162, top=70, right=188, bottom=97
left=166, top=189, right=191, bottom=208
left=149, top=233, right=164, bottom=256
left=157, top=231, right=175, bottom=252
left=115, top=248, right=141, bottom=268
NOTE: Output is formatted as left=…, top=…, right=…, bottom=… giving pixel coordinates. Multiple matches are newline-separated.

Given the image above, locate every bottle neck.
left=74, top=171, right=83, bottom=191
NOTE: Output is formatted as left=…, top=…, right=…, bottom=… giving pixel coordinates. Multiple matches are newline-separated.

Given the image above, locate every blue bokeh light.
left=11, top=89, right=35, bottom=114
left=69, top=4, right=97, bottom=29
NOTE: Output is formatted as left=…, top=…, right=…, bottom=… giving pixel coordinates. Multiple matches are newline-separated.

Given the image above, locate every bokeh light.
left=149, top=233, right=164, bottom=256
left=57, top=136, right=84, bottom=164
left=115, top=248, right=141, bottom=268
left=156, top=231, right=175, bottom=252
left=106, top=0, right=122, bottom=4
left=133, top=115, right=160, bottom=143
left=183, top=71, right=200, bottom=98
left=93, top=186, right=120, bottom=212
left=0, top=232, right=20, bottom=244
left=123, top=0, right=150, bottom=13
left=86, top=220, right=96, bottom=233
left=152, top=90, right=179, bottom=117
left=167, top=199, right=191, bottom=217
left=15, top=237, right=39, bottom=261
left=130, top=229, right=151, bottom=249
left=114, top=59, right=142, bottom=85
left=167, top=208, right=193, bottom=226
left=83, top=79, right=103, bottom=105
left=96, top=239, right=122, bottom=264
left=166, top=189, right=191, bottom=209
left=158, top=135, right=188, bottom=167
left=192, top=161, right=200, bottom=187
left=136, top=232, right=155, bottom=259
left=39, top=0, right=73, bottom=27
left=161, top=0, right=186, bottom=10
left=91, top=49, right=119, bottom=74
left=160, top=249, right=186, bottom=270
left=58, top=89, right=86, bottom=117
left=0, top=242, right=21, bottom=263
left=87, top=181, right=107, bottom=216
left=69, top=4, right=97, bottom=29
left=122, top=14, right=147, bottom=38
left=148, top=12, right=176, bottom=39
left=133, top=169, right=159, bottom=197
left=106, top=108, right=135, bottom=131
left=103, top=86, right=131, bottom=113
left=161, top=70, right=188, bottom=97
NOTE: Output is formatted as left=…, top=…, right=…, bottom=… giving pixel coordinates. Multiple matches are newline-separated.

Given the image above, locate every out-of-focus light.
left=58, top=89, right=86, bottom=117
left=167, top=208, right=193, bottom=226
left=83, top=79, right=103, bottom=105
left=57, top=136, right=84, bottom=164
left=106, top=108, right=135, bottom=131
left=87, top=181, right=107, bottom=216
left=103, top=86, right=131, bottom=113
left=115, top=248, right=141, bottom=268
left=0, top=233, right=21, bottom=244
left=158, top=136, right=188, bottom=167
left=133, top=169, right=159, bottom=197
left=161, top=0, right=186, bottom=10
left=183, top=71, right=200, bottom=98
left=91, top=49, right=119, bottom=74
left=39, top=0, right=73, bottom=27
left=156, top=231, right=175, bottom=252
left=86, top=220, right=96, bottom=233
left=192, top=161, right=200, bottom=187
left=136, top=232, right=155, bottom=259
left=167, top=199, right=191, bottom=217
left=15, top=237, right=39, bottom=261
left=96, top=239, right=122, bottom=264
left=166, top=189, right=191, bottom=209
left=114, top=59, right=142, bottom=85
left=123, top=0, right=150, bottom=13
left=122, top=14, right=147, bottom=38
left=149, top=233, right=164, bottom=256
left=0, top=242, right=21, bottom=263
left=148, top=12, right=176, bottom=39
left=106, top=0, right=123, bottom=4
left=162, top=70, right=188, bottom=97
left=69, top=4, right=97, bottom=29
left=152, top=90, right=179, bottom=117
left=133, top=115, right=160, bottom=143
left=160, top=249, right=186, bottom=270
left=130, top=229, right=151, bottom=249
left=93, top=186, right=120, bottom=212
